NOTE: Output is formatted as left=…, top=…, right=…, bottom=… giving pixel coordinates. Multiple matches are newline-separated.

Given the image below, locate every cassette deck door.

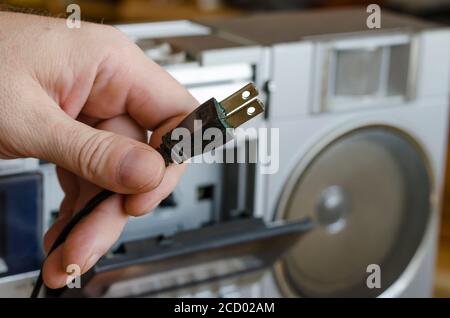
left=51, top=218, right=312, bottom=297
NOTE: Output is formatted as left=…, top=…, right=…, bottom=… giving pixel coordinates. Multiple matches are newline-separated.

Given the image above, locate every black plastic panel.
left=53, top=218, right=312, bottom=297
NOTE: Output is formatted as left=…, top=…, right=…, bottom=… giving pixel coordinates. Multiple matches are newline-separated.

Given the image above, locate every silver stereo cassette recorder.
left=1, top=8, right=450, bottom=297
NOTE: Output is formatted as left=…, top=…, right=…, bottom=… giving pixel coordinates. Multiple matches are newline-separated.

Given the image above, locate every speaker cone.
left=275, top=126, right=431, bottom=297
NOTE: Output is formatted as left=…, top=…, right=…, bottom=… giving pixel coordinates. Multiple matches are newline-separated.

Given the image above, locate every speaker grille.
left=275, top=127, right=431, bottom=297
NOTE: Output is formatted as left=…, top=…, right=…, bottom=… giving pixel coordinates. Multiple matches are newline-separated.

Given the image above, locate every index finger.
left=125, top=44, right=198, bottom=130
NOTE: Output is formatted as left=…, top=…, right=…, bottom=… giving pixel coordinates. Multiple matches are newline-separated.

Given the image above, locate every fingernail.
left=119, top=147, right=164, bottom=191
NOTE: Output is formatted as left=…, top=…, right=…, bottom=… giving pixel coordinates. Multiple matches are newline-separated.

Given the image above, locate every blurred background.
left=0, top=0, right=449, bottom=297
left=1, top=0, right=449, bottom=24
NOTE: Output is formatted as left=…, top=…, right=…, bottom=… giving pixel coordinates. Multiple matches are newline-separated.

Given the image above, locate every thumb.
left=35, top=111, right=165, bottom=194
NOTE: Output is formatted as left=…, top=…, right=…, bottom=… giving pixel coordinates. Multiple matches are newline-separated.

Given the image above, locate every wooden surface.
left=435, top=236, right=450, bottom=297
left=2, top=0, right=242, bottom=23
left=117, top=0, right=241, bottom=23
left=435, top=144, right=450, bottom=297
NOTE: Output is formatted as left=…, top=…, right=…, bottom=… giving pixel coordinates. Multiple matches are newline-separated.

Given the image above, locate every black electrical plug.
left=158, top=82, right=264, bottom=165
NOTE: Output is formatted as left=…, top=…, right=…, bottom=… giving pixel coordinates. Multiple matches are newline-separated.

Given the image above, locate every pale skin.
left=0, top=12, right=197, bottom=288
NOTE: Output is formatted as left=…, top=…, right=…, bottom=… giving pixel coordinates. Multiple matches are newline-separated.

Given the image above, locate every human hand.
left=0, top=12, right=197, bottom=288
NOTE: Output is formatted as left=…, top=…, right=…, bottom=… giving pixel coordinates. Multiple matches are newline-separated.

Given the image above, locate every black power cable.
left=30, top=83, right=264, bottom=298
left=30, top=189, right=114, bottom=298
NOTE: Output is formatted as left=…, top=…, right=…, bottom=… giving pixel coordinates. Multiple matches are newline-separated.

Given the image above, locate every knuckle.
left=102, top=25, right=135, bottom=55
left=104, top=24, right=129, bottom=41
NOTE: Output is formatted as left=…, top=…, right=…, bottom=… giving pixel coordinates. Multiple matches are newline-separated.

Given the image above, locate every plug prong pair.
left=219, top=83, right=264, bottom=128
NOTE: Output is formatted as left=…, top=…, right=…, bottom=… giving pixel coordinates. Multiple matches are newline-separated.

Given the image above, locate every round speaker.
left=274, top=126, right=432, bottom=297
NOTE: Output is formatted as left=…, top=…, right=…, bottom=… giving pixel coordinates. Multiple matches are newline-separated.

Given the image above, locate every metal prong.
left=219, top=83, right=259, bottom=115
left=224, top=99, right=264, bottom=128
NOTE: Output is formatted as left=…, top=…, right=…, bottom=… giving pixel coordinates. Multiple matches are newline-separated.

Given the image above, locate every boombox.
left=1, top=8, right=450, bottom=297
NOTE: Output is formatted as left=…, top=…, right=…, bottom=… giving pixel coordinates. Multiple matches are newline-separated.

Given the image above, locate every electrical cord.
left=30, top=83, right=263, bottom=298
left=30, top=189, right=114, bottom=298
